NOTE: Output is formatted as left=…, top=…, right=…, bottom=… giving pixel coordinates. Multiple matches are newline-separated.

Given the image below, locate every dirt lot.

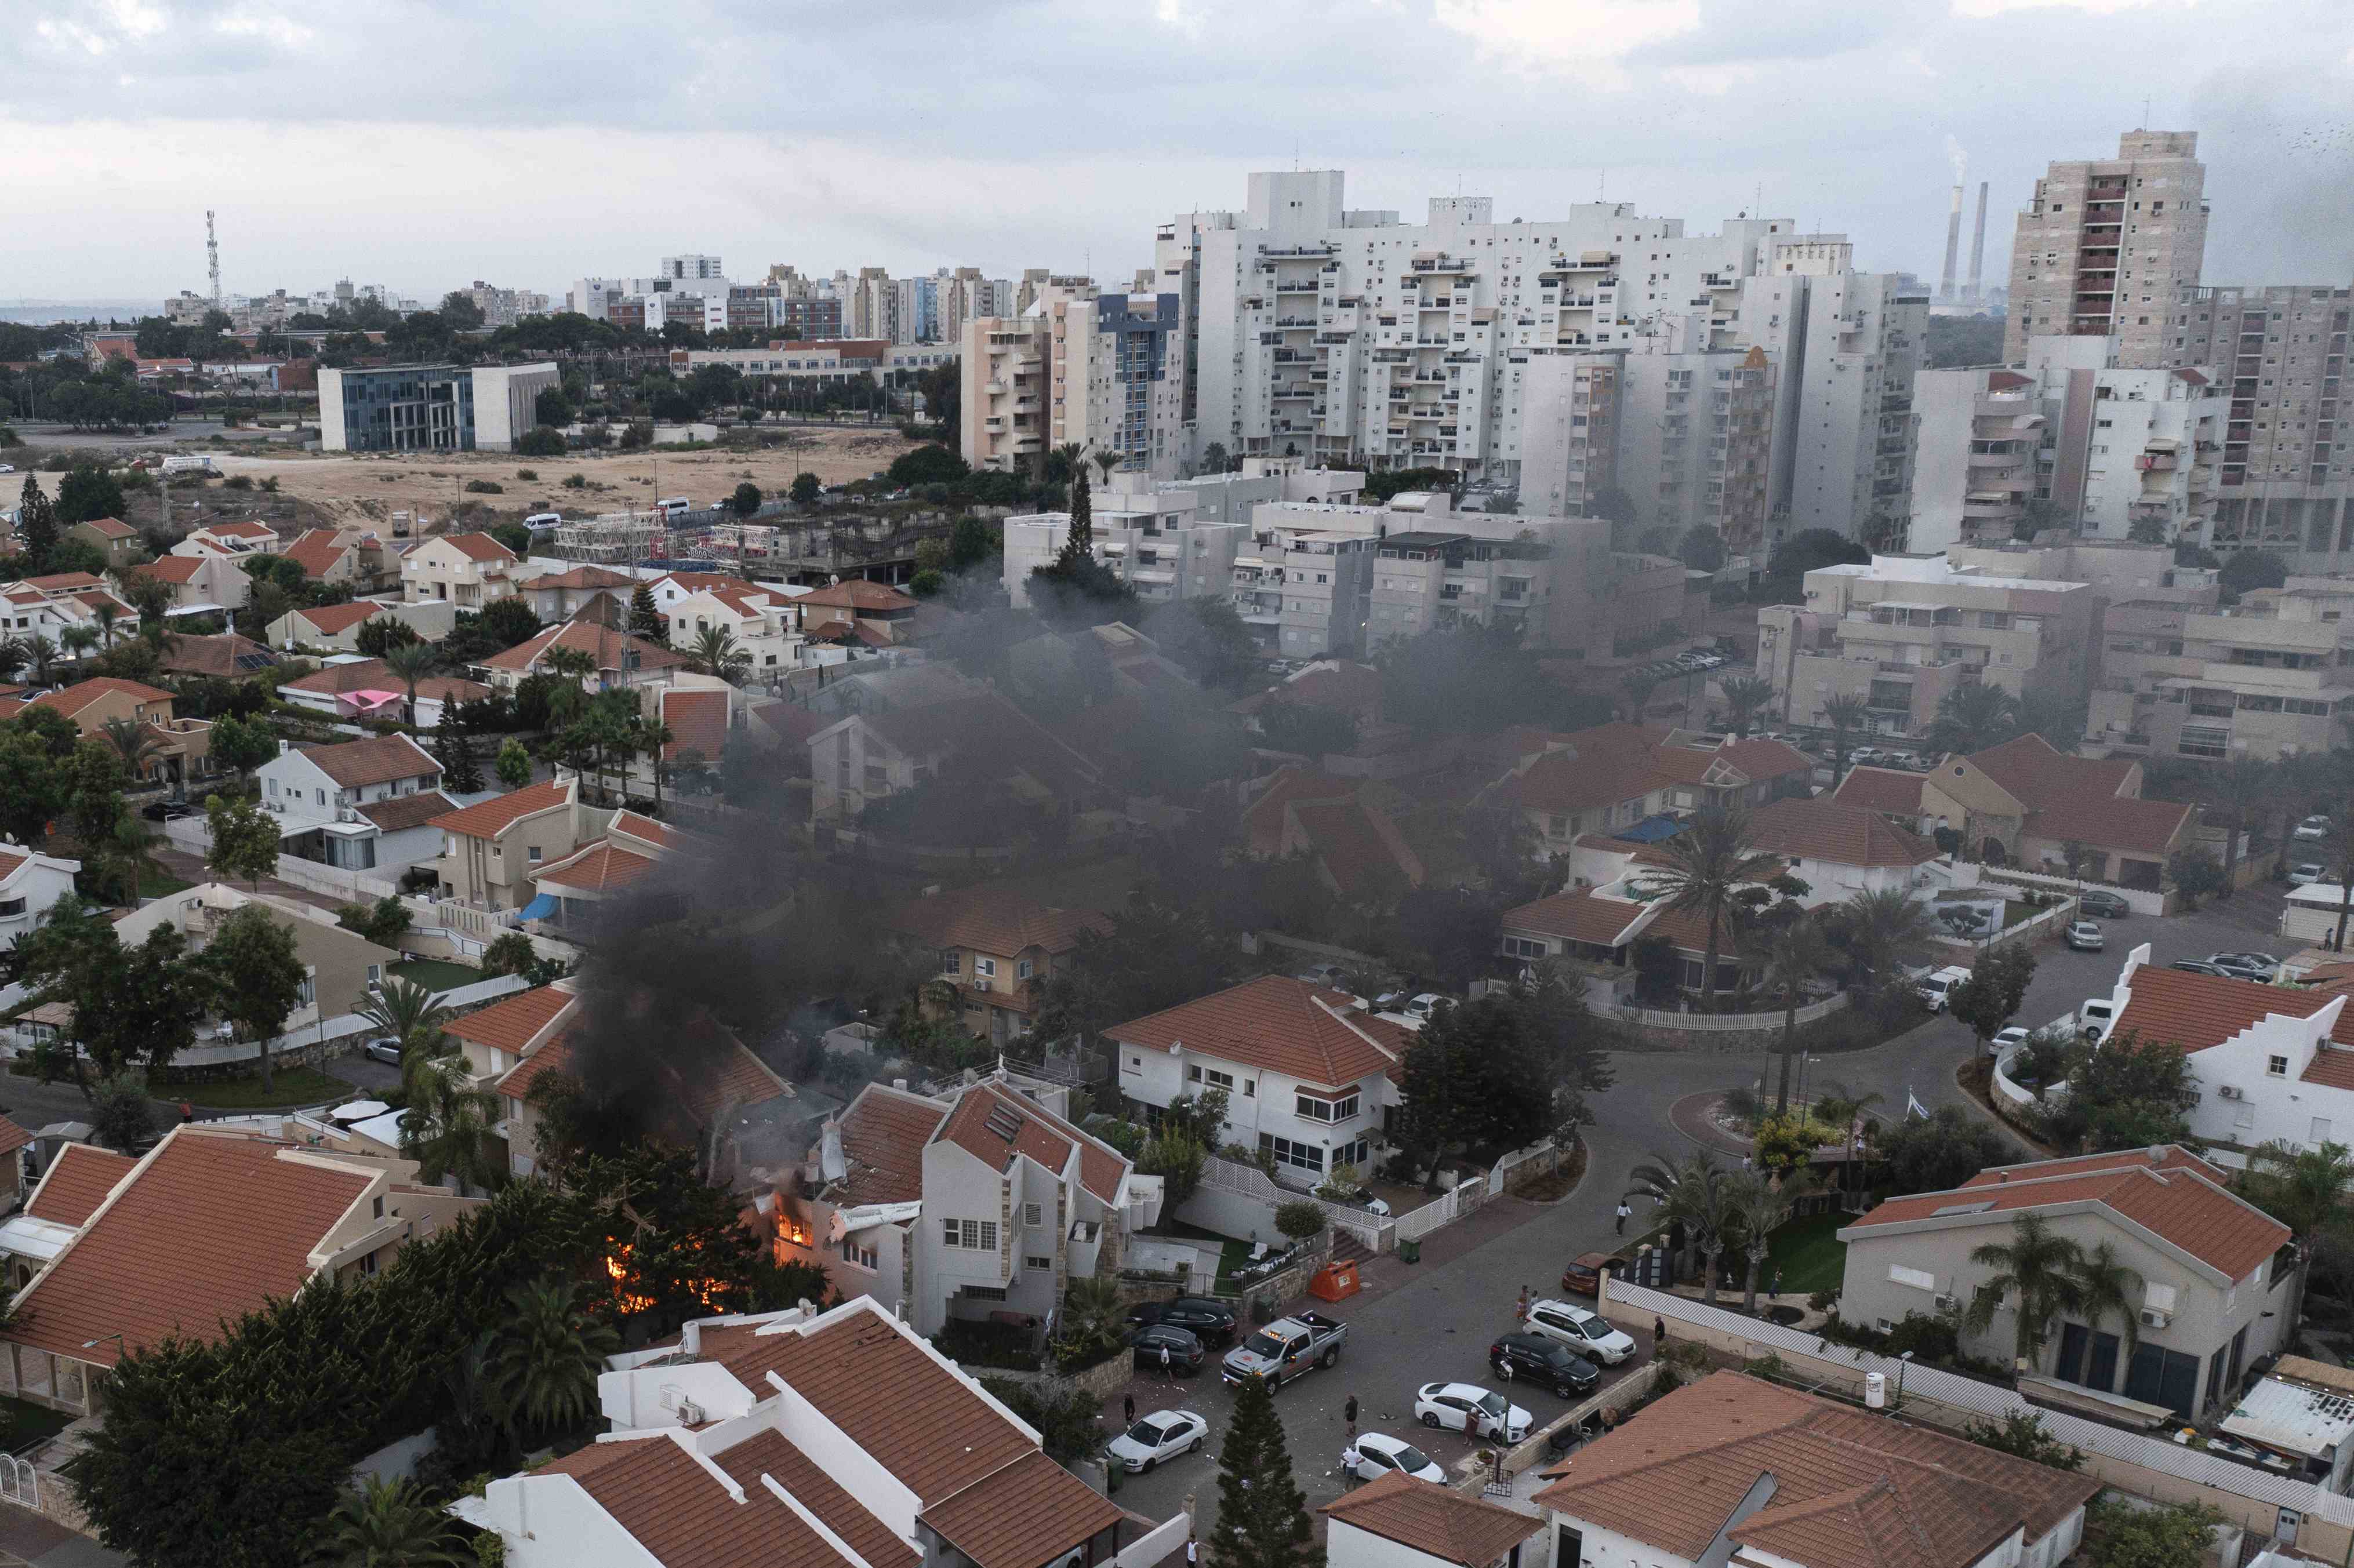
left=7, top=424, right=926, bottom=529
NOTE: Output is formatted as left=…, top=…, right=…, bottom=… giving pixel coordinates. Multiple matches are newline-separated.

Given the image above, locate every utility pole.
left=206, top=210, right=223, bottom=313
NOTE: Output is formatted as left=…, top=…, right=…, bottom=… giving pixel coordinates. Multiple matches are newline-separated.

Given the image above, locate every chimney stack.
left=1966, top=181, right=1989, bottom=307
left=1939, top=185, right=1964, bottom=303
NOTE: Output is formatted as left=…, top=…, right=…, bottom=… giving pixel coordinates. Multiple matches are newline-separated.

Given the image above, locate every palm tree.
left=1823, top=693, right=1869, bottom=790
left=634, top=713, right=674, bottom=813
left=684, top=624, right=751, bottom=684
left=1730, top=1167, right=1818, bottom=1314
left=1090, top=446, right=1122, bottom=484
left=400, top=1051, right=503, bottom=1193
left=108, top=806, right=151, bottom=908
left=97, top=715, right=164, bottom=785
left=483, top=1279, right=620, bottom=1443
left=380, top=642, right=442, bottom=727
left=1716, top=675, right=1775, bottom=738
left=117, top=571, right=174, bottom=643
left=2071, top=1240, right=2145, bottom=1377
left=1635, top=806, right=1784, bottom=1012
left=1924, top=681, right=2024, bottom=758
left=2240, top=1138, right=2354, bottom=1337
left=359, top=976, right=448, bottom=1057
left=1047, top=440, right=1087, bottom=483
left=0, top=636, right=30, bottom=685
left=91, top=600, right=121, bottom=650
left=1837, top=886, right=1936, bottom=991
left=1963, top=1212, right=2086, bottom=1370
left=2208, top=753, right=2274, bottom=898
left=317, top=1476, right=467, bottom=1567
left=57, top=625, right=99, bottom=665
left=23, top=634, right=55, bottom=688
left=1625, top=1151, right=1738, bottom=1305
left=1747, top=914, right=1833, bottom=1112
left=542, top=644, right=597, bottom=727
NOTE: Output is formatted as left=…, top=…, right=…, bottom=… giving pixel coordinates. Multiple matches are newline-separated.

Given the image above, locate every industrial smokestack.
left=1966, top=181, right=1989, bottom=307
left=1939, top=185, right=1964, bottom=303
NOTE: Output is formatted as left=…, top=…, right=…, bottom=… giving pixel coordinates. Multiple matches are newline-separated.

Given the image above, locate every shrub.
left=464, top=479, right=503, bottom=494
left=1273, top=1201, right=1326, bottom=1242
left=561, top=474, right=587, bottom=490
left=514, top=425, right=567, bottom=459
left=515, top=469, right=537, bottom=481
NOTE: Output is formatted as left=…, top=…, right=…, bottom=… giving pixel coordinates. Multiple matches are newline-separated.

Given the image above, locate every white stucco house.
left=1570, top=795, right=1946, bottom=908
left=0, top=847, right=83, bottom=949
left=257, top=733, right=453, bottom=872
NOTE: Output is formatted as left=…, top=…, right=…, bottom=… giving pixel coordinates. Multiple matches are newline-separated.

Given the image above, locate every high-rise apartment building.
left=2166, top=283, right=2354, bottom=565
left=1906, top=366, right=2043, bottom=552
left=1782, top=272, right=1927, bottom=548
left=895, top=274, right=941, bottom=343
left=660, top=254, right=726, bottom=283
left=848, top=267, right=900, bottom=343
left=1607, top=343, right=1776, bottom=550
left=960, top=279, right=1194, bottom=478
left=1516, top=355, right=1619, bottom=521
left=2004, top=131, right=2208, bottom=368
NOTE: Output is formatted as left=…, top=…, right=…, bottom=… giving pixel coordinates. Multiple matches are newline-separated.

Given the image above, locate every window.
left=961, top=1286, right=1008, bottom=1302
left=1017, top=959, right=1033, bottom=981
left=527, top=846, right=542, bottom=863
left=1503, top=936, right=1549, bottom=960
left=939, top=948, right=961, bottom=976
left=2269, top=1054, right=2290, bottom=1078
left=1022, top=1202, right=1044, bottom=1228
left=1888, top=1264, right=1937, bottom=1291
left=1296, top=1092, right=1361, bottom=1123
left=1202, top=1068, right=1234, bottom=1090
left=1259, top=1134, right=1324, bottom=1173
left=940, top=1218, right=999, bottom=1250
left=2315, top=1118, right=2336, bottom=1144
left=372, top=1195, right=385, bottom=1220
left=840, top=1239, right=877, bottom=1271
left=1025, top=1254, right=1054, bottom=1272
left=975, top=958, right=997, bottom=979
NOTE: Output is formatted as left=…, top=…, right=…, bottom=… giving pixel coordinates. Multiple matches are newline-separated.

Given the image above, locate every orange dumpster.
left=1308, top=1261, right=1360, bottom=1301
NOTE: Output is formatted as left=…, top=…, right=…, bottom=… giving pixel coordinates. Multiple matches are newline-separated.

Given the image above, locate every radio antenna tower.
left=206, top=210, right=222, bottom=311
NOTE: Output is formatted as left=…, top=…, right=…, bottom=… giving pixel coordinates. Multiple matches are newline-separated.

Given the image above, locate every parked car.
left=2208, top=952, right=2280, bottom=983
left=1560, top=1252, right=1613, bottom=1296
left=1915, top=966, right=1972, bottom=1012
left=2297, top=816, right=2333, bottom=842
left=2172, top=959, right=2230, bottom=977
left=1128, top=1297, right=1237, bottom=1347
left=2065, top=921, right=2105, bottom=952
left=361, top=1036, right=404, bottom=1065
left=1488, top=1332, right=1600, bottom=1398
left=140, top=799, right=195, bottom=821
left=1348, top=1432, right=1444, bottom=1483
left=1131, top=1325, right=1205, bottom=1376
left=1402, top=993, right=1448, bottom=1022
left=1297, top=964, right=1346, bottom=989
left=2290, top=864, right=2327, bottom=888
left=1416, top=1381, right=1532, bottom=1443
left=2076, top=890, right=2130, bottom=919
left=0, top=465, right=14, bottom=476
left=1989, top=1025, right=2030, bottom=1061
left=1523, top=1299, right=1637, bottom=1365
left=1107, top=1409, right=1208, bottom=1473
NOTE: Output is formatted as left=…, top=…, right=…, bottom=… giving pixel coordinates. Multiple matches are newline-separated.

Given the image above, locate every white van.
left=656, top=496, right=691, bottom=519
left=1915, top=966, right=1972, bottom=1012
left=522, top=512, right=562, bottom=532
left=161, top=455, right=220, bottom=476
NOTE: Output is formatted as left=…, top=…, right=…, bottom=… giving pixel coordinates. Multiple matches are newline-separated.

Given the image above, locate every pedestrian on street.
left=1341, top=1439, right=1361, bottom=1480
left=1186, top=1537, right=1198, bottom=1567
left=1343, top=1392, right=1358, bottom=1435
left=1771, top=1267, right=1783, bottom=1298
left=1615, top=1200, right=1630, bottom=1235
left=1159, top=1341, right=1172, bottom=1377
left=1124, top=1394, right=1136, bottom=1426
left=1516, top=1285, right=1531, bottom=1324
left=1654, top=1315, right=1668, bottom=1350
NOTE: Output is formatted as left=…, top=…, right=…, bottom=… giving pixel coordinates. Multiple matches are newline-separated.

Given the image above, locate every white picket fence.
left=1393, top=1183, right=1481, bottom=1244
left=1614, top=994, right=1849, bottom=1032
left=1198, top=1154, right=1395, bottom=1254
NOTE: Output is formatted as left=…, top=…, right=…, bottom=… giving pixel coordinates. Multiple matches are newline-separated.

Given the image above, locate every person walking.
left=1343, top=1392, right=1358, bottom=1436
left=1158, top=1341, right=1172, bottom=1377
left=1516, top=1285, right=1532, bottom=1325
left=1124, top=1394, right=1136, bottom=1426
left=1341, top=1439, right=1361, bottom=1482
left=1615, top=1200, right=1631, bottom=1235
left=1771, top=1267, right=1784, bottom=1299
left=1186, top=1537, right=1198, bottom=1567
left=1654, top=1315, right=1668, bottom=1351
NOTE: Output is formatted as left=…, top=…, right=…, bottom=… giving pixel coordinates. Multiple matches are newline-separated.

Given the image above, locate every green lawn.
left=1763, top=1209, right=1849, bottom=1296
left=0, top=1395, right=72, bottom=1453
left=388, top=959, right=481, bottom=994
left=130, top=857, right=195, bottom=900
left=180, top=1065, right=358, bottom=1111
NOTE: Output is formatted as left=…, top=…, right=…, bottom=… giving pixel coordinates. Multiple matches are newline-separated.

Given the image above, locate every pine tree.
left=629, top=582, right=664, bottom=641
left=1209, top=1377, right=1320, bottom=1568
left=17, top=476, right=56, bottom=571
left=435, top=714, right=484, bottom=794
left=1058, top=471, right=1093, bottom=566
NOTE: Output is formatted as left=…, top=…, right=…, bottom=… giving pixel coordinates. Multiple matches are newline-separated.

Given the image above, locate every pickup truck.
left=1915, top=966, right=1972, bottom=1012
left=1219, top=1309, right=1347, bottom=1389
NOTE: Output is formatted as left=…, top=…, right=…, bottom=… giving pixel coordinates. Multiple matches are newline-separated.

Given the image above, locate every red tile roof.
left=1965, top=734, right=2192, bottom=857
left=493, top=1033, right=576, bottom=1104
left=661, top=687, right=729, bottom=763
left=481, top=619, right=687, bottom=674
left=1110, top=975, right=1410, bottom=1090
left=428, top=777, right=576, bottom=839
left=532, top=841, right=657, bottom=893
left=20, top=573, right=103, bottom=591
left=2109, top=963, right=2354, bottom=1054
left=283, top=530, right=352, bottom=579
left=918, top=1447, right=1124, bottom=1568
left=1534, top=1373, right=2096, bottom=1568
left=884, top=887, right=1109, bottom=959
left=1241, top=766, right=1357, bottom=852
left=5, top=1131, right=375, bottom=1366
left=134, top=556, right=203, bottom=584
left=1961, top=1145, right=2221, bottom=1188
left=1832, top=766, right=1927, bottom=815
left=159, top=632, right=275, bottom=676
left=608, top=810, right=709, bottom=854
left=1746, top=796, right=1941, bottom=869
left=798, top=580, right=917, bottom=612
left=439, top=532, right=519, bottom=564
left=446, top=984, right=577, bottom=1056
left=1846, top=1154, right=2287, bottom=1281
left=832, top=1086, right=951, bottom=1206
left=74, top=518, right=137, bottom=540
left=0, top=1120, right=30, bottom=1159
left=933, top=1080, right=1128, bottom=1206
left=1501, top=889, right=1651, bottom=948
left=528, top=565, right=637, bottom=590
left=292, top=733, right=441, bottom=789
left=25, top=1144, right=136, bottom=1227
left=31, top=677, right=173, bottom=719
left=356, top=790, right=460, bottom=832
left=1291, top=798, right=1423, bottom=898
left=292, top=601, right=387, bottom=636
left=1322, top=1471, right=1542, bottom=1568
left=199, top=521, right=276, bottom=541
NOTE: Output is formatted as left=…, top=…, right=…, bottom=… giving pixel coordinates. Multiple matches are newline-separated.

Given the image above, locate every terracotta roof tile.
left=714, top=1429, right=918, bottom=1568
left=293, top=601, right=387, bottom=636
left=1961, top=1145, right=2220, bottom=1188
left=884, top=887, right=1109, bottom=959
left=609, top=810, right=710, bottom=855
left=1746, top=796, right=1941, bottom=869
left=480, top=620, right=687, bottom=675
left=428, top=777, right=575, bottom=839
left=446, top=984, right=577, bottom=1056
left=797, top=579, right=917, bottom=612
left=135, top=557, right=204, bottom=584
left=1110, top=975, right=1409, bottom=1090
left=493, top=1034, right=575, bottom=1104
left=919, top=1448, right=1124, bottom=1568
left=661, top=687, right=729, bottom=763
left=440, top=533, right=519, bottom=564
left=293, top=733, right=441, bottom=790
left=283, top=530, right=352, bottom=579
left=32, top=677, right=173, bottom=718
left=281, top=659, right=399, bottom=695
left=1500, top=889, right=1651, bottom=948
left=832, top=1086, right=951, bottom=1206
left=1833, top=767, right=1928, bottom=816
left=20, top=573, right=103, bottom=592
left=1321, top=1471, right=1542, bottom=1568
left=528, top=565, right=637, bottom=590
left=199, top=521, right=275, bottom=541
left=25, top=1144, right=136, bottom=1227
left=1963, top=734, right=2193, bottom=857
left=533, top=841, right=657, bottom=893
left=0, top=1120, right=30, bottom=1159
left=1290, top=798, right=1423, bottom=898
left=4, top=1131, right=375, bottom=1366
left=2110, top=964, right=2354, bottom=1054
left=75, top=517, right=137, bottom=539
left=159, top=632, right=276, bottom=677
left=543, top=1429, right=871, bottom=1568
left=931, top=1080, right=1128, bottom=1205
left=356, top=790, right=460, bottom=832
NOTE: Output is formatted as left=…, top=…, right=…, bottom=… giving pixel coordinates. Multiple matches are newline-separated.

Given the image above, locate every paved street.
left=1108, top=881, right=2303, bottom=1533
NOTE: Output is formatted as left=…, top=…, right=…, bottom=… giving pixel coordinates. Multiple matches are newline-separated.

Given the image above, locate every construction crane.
left=206, top=210, right=221, bottom=312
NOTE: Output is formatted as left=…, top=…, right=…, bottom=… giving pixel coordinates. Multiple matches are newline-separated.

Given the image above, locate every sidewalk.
left=0, top=1503, right=123, bottom=1567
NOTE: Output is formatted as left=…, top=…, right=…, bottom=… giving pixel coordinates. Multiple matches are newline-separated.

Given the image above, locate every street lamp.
left=1894, top=1349, right=1915, bottom=1408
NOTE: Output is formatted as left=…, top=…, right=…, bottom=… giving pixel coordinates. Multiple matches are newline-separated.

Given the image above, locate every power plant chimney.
left=1966, top=181, right=1989, bottom=307
left=1939, top=184, right=1963, bottom=303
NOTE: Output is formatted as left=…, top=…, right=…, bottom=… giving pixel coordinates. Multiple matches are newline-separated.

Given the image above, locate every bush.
left=1273, top=1201, right=1326, bottom=1242
left=514, top=425, right=567, bottom=459
left=561, top=473, right=587, bottom=490
left=515, top=469, right=537, bottom=481
left=463, top=479, right=503, bottom=494
left=223, top=474, right=253, bottom=490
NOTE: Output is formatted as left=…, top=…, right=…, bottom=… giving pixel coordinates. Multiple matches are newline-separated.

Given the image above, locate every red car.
left=1561, top=1252, right=1614, bottom=1296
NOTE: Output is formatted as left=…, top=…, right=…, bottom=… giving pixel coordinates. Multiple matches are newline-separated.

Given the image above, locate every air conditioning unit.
left=675, top=1399, right=706, bottom=1425
left=2218, top=1085, right=2245, bottom=1101
left=2139, top=1308, right=2172, bottom=1330
left=1934, top=1293, right=1960, bottom=1313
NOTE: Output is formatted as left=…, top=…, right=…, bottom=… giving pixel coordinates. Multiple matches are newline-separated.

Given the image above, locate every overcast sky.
left=3, top=0, right=2351, bottom=305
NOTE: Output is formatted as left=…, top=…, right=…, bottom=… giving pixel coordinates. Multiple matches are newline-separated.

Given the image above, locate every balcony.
left=2136, top=453, right=2178, bottom=471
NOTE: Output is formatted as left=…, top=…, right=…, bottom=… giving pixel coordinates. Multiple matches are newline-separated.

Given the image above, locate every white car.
left=2297, top=816, right=2332, bottom=842
left=1989, top=1025, right=2030, bottom=1060
left=361, top=1036, right=404, bottom=1065
left=2291, top=864, right=2327, bottom=887
left=1523, top=1299, right=1637, bottom=1366
left=1415, top=1382, right=1530, bottom=1444
left=1403, top=993, right=1448, bottom=1022
left=0, top=464, right=13, bottom=475
left=1349, top=1432, right=1444, bottom=1483
left=1107, top=1409, right=1207, bottom=1473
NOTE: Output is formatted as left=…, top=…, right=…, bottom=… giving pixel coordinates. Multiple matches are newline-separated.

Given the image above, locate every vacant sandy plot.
left=187, top=425, right=928, bottom=526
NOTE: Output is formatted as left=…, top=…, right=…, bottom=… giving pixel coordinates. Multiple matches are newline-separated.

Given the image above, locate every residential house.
left=114, top=883, right=399, bottom=1034
left=1485, top=723, right=1814, bottom=861
left=0, top=847, right=86, bottom=951
left=66, top=516, right=140, bottom=569
left=0, top=1126, right=479, bottom=1414
left=474, top=1297, right=1167, bottom=1568
left=157, top=631, right=277, bottom=679
left=789, top=1072, right=1153, bottom=1336
left=526, top=809, right=713, bottom=937
left=0, top=573, right=143, bottom=650
left=806, top=685, right=1100, bottom=824
left=514, top=563, right=637, bottom=624
left=793, top=579, right=921, bottom=648
left=172, top=519, right=279, bottom=561
left=431, top=778, right=582, bottom=912
left=278, top=656, right=491, bottom=729
left=282, top=527, right=388, bottom=590
left=130, top=552, right=249, bottom=614
left=1243, top=767, right=1425, bottom=904
left=1496, top=883, right=1739, bottom=999
left=267, top=598, right=455, bottom=653
left=475, top=619, right=688, bottom=696
left=1838, top=1143, right=2292, bottom=1419
left=28, top=677, right=214, bottom=785
left=882, top=887, right=1109, bottom=1046
left=655, top=573, right=804, bottom=677
left=1568, top=795, right=1945, bottom=907
left=0, top=1143, right=133, bottom=1290
left=2215, top=1355, right=2354, bottom=1493
left=401, top=532, right=519, bottom=606
left=257, top=734, right=451, bottom=872
left=1830, top=765, right=1942, bottom=835
left=1323, top=1472, right=1542, bottom=1568
left=1836, top=733, right=2196, bottom=890
left=1534, top=1373, right=2097, bottom=1568
left=1111, top=976, right=1414, bottom=1189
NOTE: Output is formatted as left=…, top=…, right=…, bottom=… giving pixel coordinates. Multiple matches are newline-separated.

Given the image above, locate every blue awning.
left=1615, top=814, right=1688, bottom=845
left=517, top=893, right=560, bottom=921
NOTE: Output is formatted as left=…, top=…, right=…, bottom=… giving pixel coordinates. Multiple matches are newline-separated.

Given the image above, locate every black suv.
left=1128, top=1296, right=1237, bottom=1348
left=1488, top=1332, right=1600, bottom=1399
left=1131, top=1324, right=1205, bottom=1375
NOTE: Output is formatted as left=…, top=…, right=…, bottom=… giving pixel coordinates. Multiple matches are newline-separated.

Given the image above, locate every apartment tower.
left=2004, top=131, right=2208, bottom=368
